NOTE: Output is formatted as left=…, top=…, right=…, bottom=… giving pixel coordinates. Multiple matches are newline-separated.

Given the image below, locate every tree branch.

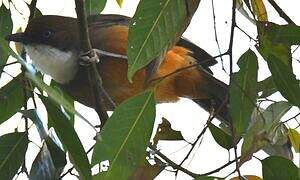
left=74, top=0, right=110, bottom=127
left=227, top=0, right=242, bottom=179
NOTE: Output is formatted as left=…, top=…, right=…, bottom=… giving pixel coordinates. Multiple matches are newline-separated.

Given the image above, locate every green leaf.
left=85, top=0, right=106, bottom=15
left=92, top=90, right=156, bottom=180
left=288, top=129, right=300, bottom=153
left=259, top=33, right=300, bottom=107
left=208, top=122, right=233, bottom=150
left=262, top=156, right=299, bottom=180
left=40, top=96, right=91, bottom=180
left=127, top=0, right=186, bottom=81
left=260, top=22, right=300, bottom=45
left=19, top=109, right=47, bottom=139
left=230, top=49, right=258, bottom=138
left=29, top=136, right=67, bottom=180
left=0, top=132, right=28, bottom=180
left=153, top=117, right=184, bottom=145
left=257, top=76, right=277, bottom=98
left=0, top=75, right=24, bottom=125
left=0, top=5, right=13, bottom=75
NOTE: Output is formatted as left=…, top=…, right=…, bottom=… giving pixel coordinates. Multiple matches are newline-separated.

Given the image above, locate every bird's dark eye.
left=43, top=30, right=53, bottom=38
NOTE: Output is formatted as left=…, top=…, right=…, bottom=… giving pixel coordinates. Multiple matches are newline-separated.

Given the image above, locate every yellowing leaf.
left=231, top=175, right=262, bottom=180
left=14, top=27, right=23, bottom=55
left=288, top=129, right=300, bottom=152
left=116, top=0, right=123, bottom=7
left=251, top=0, right=268, bottom=21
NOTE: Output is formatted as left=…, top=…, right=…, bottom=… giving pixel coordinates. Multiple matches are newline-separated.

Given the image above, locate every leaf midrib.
left=129, top=0, right=171, bottom=70
left=0, top=134, right=26, bottom=171
left=106, top=91, right=153, bottom=178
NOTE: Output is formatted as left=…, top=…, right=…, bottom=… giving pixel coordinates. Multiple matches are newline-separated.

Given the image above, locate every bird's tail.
left=193, top=68, right=230, bottom=125
left=175, top=38, right=230, bottom=125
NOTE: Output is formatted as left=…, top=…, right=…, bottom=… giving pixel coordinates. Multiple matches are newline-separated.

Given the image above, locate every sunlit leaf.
left=85, top=0, right=106, bottom=15
left=0, top=5, right=13, bottom=76
left=41, top=96, right=91, bottom=180
left=0, top=132, right=28, bottom=180
left=4, top=46, right=91, bottom=128
left=208, top=122, right=233, bottom=150
left=230, top=49, right=258, bottom=138
left=251, top=0, right=268, bottom=21
left=92, top=90, right=156, bottom=180
left=29, top=136, right=67, bottom=180
left=262, top=156, right=299, bottom=180
left=19, top=109, right=47, bottom=139
left=127, top=0, right=186, bottom=81
left=50, top=81, right=75, bottom=126
left=153, top=117, right=184, bottom=145
left=288, top=129, right=300, bottom=152
left=0, top=75, right=24, bottom=125
left=26, top=70, right=93, bottom=128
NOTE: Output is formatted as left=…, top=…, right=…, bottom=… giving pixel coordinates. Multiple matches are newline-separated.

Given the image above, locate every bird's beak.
left=5, top=33, right=29, bottom=44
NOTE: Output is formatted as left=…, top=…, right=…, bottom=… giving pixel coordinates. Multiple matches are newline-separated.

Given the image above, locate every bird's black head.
left=5, top=15, right=80, bottom=51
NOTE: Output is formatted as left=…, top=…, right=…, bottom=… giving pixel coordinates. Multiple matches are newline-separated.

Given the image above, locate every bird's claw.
left=79, top=49, right=100, bottom=66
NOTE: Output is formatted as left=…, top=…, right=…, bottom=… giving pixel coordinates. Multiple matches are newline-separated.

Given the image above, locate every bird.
left=5, top=14, right=229, bottom=124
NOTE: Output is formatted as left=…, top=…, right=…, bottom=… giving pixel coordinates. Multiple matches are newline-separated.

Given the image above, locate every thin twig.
left=267, top=0, right=295, bottom=25
left=211, top=0, right=226, bottom=72
left=178, top=95, right=229, bottom=167
left=150, top=53, right=228, bottom=84
left=0, top=61, right=18, bottom=68
left=201, top=156, right=240, bottom=176
left=282, top=112, right=300, bottom=123
left=149, top=144, right=198, bottom=178
left=227, top=0, right=242, bottom=179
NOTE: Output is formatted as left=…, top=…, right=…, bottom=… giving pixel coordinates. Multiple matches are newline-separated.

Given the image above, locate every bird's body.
left=6, top=14, right=230, bottom=124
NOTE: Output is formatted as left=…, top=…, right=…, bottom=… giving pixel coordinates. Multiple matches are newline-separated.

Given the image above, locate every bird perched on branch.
left=6, top=14, right=229, bottom=124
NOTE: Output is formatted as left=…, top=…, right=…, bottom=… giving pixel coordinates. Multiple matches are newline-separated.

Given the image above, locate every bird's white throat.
left=25, top=44, right=78, bottom=84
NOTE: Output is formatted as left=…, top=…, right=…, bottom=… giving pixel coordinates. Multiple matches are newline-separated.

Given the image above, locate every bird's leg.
left=79, top=49, right=100, bottom=66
